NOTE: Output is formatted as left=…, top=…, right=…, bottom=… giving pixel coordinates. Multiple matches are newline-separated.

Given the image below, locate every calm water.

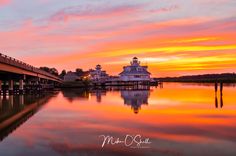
left=0, top=83, right=236, bottom=156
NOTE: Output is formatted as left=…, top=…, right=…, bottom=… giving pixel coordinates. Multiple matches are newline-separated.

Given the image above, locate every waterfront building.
left=119, top=57, right=151, bottom=82
left=89, top=65, right=109, bottom=82
left=63, top=72, right=79, bottom=82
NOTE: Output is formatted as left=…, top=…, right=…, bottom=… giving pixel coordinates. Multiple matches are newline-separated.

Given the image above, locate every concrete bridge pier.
left=41, top=79, right=46, bottom=90
left=24, top=80, right=30, bottom=94
left=0, top=75, right=60, bottom=95
left=19, top=94, right=24, bottom=107
left=8, top=80, right=14, bottom=95
left=36, top=77, right=42, bottom=92
left=19, top=79, right=24, bottom=94
left=18, top=74, right=26, bottom=94
left=9, top=94, right=14, bottom=107
left=25, top=77, right=41, bottom=94
left=0, top=94, right=2, bottom=110
left=0, top=80, right=2, bottom=95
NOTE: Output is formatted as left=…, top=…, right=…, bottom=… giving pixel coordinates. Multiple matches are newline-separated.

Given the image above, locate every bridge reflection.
left=0, top=92, right=57, bottom=141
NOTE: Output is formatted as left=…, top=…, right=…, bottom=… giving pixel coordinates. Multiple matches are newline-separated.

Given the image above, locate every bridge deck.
left=0, top=53, right=62, bottom=82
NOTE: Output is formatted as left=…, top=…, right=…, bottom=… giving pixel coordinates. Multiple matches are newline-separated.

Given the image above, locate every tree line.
left=39, top=67, right=86, bottom=78
left=157, top=73, right=236, bottom=83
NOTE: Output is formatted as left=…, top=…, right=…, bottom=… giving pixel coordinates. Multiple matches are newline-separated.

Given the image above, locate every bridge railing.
left=0, top=53, right=61, bottom=81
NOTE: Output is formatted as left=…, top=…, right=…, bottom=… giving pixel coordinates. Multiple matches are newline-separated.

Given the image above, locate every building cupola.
left=96, top=64, right=101, bottom=71
left=131, top=57, right=140, bottom=66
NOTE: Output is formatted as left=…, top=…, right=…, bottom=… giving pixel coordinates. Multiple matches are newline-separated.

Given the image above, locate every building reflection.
left=61, top=88, right=107, bottom=103
left=214, top=82, right=224, bottom=108
left=90, top=89, right=106, bottom=103
left=61, top=89, right=90, bottom=102
left=89, top=86, right=151, bottom=113
left=120, top=86, right=150, bottom=114
left=61, top=86, right=151, bottom=113
left=0, top=92, right=57, bottom=141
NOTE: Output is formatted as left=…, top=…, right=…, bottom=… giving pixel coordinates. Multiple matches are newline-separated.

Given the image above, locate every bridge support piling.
left=9, top=95, right=14, bottom=107
left=19, top=95, right=24, bottom=106
left=0, top=95, right=2, bottom=109
left=0, top=80, right=2, bottom=95
left=19, top=79, right=24, bottom=94
left=9, top=80, right=14, bottom=95
left=36, top=78, right=41, bottom=92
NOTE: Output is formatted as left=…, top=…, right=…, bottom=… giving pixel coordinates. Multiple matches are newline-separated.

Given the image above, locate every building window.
left=137, top=67, right=142, bottom=71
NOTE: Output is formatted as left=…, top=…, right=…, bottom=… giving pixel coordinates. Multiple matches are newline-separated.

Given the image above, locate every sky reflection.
left=0, top=83, right=236, bottom=156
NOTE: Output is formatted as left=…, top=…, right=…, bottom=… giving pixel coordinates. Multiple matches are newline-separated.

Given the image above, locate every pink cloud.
left=149, top=5, right=179, bottom=14
left=0, top=0, right=10, bottom=6
left=1, top=1, right=236, bottom=77
left=49, top=4, right=141, bottom=22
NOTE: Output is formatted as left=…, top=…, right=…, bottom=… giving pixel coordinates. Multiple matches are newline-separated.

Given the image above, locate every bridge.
left=0, top=53, right=62, bottom=94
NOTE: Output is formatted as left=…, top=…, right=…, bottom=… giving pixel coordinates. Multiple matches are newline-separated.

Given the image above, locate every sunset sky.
left=0, top=0, right=236, bottom=77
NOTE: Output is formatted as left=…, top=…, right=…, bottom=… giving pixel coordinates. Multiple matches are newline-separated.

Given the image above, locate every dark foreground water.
left=0, top=83, right=236, bottom=156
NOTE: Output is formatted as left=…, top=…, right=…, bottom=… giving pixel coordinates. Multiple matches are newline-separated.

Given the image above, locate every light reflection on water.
left=0, top=83, right=236, bottom=156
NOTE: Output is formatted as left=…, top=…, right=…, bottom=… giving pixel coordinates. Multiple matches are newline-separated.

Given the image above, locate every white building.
left=119, top=57, right=151, bottom=82
left=90, top=65, right=108, bottom=82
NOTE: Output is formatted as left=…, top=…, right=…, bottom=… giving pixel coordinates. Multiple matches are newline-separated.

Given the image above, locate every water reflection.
left=61, top=88, right=89, bottom=102
left=62, top=83, right=228, bottom=112
left=0, top=92, right=57, bottom=141
left=214, top=83, right=224, bottom=108
left=92, top=86, right=151, bottom=113
left=179, top=82, right=227, bottom=109
left=61, top=86, right=151, bottom=113
left=0, top=83, right=236, bottom=156
left=90, top=89, right=107, bottom=103
left=121, top=89, right=150, bottom=114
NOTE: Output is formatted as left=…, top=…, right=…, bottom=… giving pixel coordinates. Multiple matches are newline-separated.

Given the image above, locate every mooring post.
left=214, top=82, right=218, bottom=93
left=220, top=82, right=223, bottom=95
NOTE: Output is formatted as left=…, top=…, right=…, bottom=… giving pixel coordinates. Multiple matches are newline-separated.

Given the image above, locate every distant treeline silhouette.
left=157, top=73, right=236, bottom=83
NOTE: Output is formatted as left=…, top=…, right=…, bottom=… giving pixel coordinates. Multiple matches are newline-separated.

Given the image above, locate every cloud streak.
left=49, top=4, right=141, bottom=22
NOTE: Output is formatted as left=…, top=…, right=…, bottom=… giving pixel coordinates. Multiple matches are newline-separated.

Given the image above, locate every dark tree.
left=76, top=68, right=83, bottom=73
left=39, top=67, right=50, bottom=73
left=59, top=69, right=67, bottom=77
left=75, top=68, right=84, bottom=76
left=50, top=68, right=59, bottom=76
left=39, top=66, right=59, bottom=76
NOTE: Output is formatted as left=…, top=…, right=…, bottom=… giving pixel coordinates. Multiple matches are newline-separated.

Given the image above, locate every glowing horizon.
left=1, top=0, right=236, bottom=77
